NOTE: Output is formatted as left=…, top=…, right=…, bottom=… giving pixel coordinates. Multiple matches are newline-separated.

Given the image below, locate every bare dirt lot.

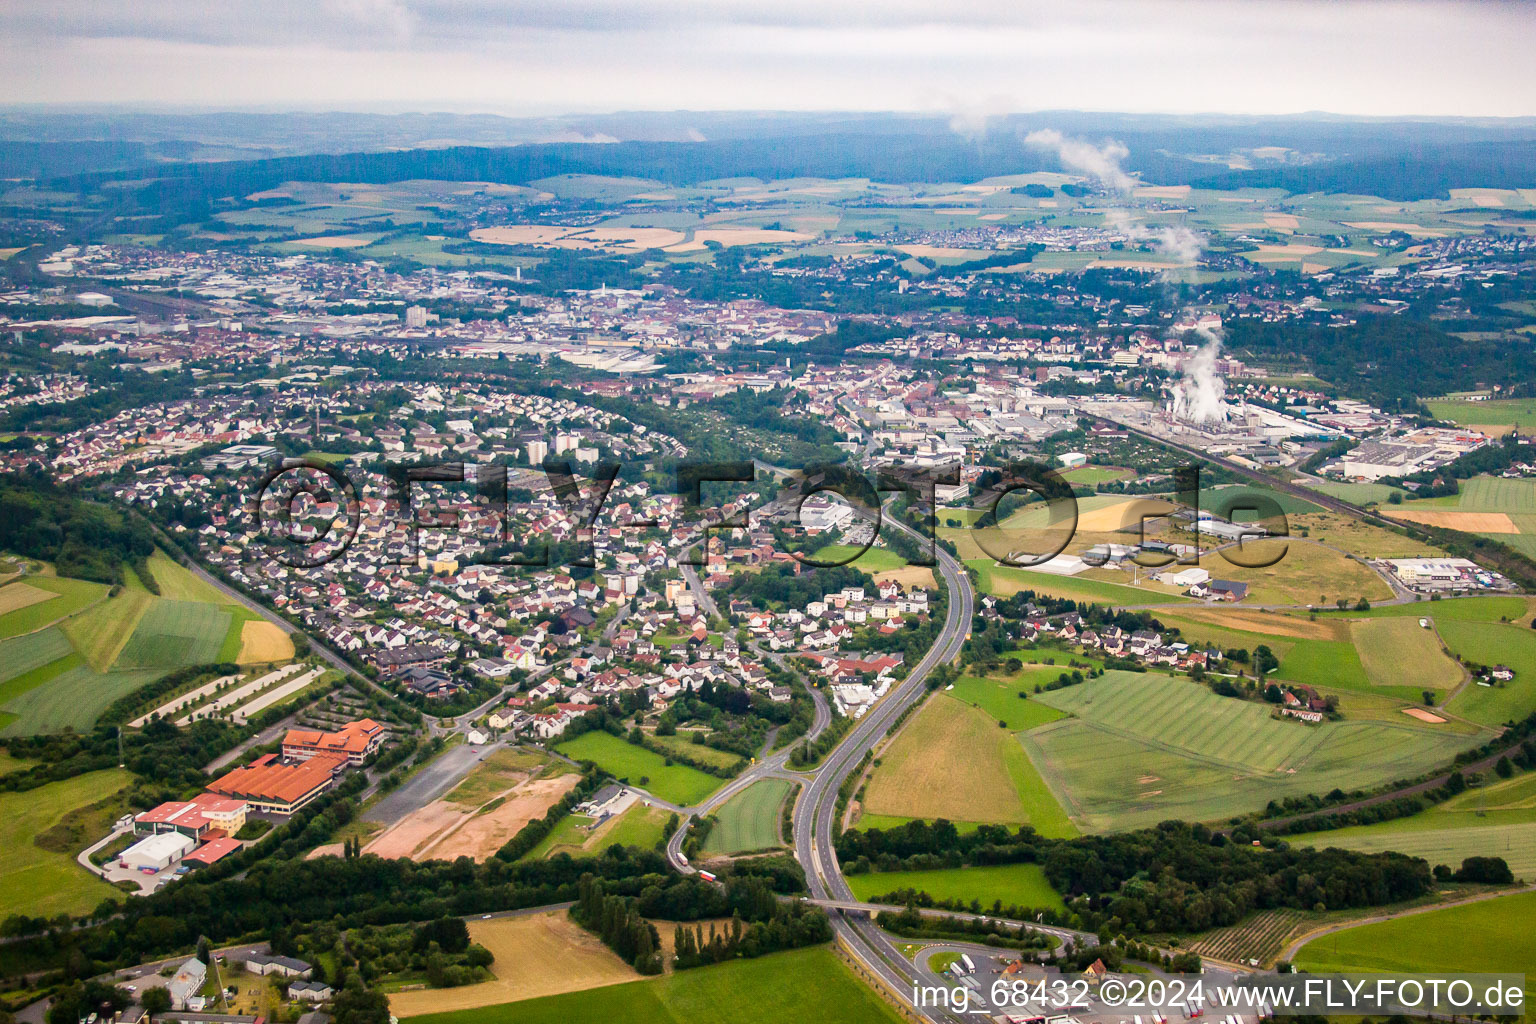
left=363, top=772, right=578, bottom=861
left=386, top=911, right=638, bottom=1016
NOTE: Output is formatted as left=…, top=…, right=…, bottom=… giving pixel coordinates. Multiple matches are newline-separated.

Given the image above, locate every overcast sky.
left=3, top=0, right=1534, bottom=117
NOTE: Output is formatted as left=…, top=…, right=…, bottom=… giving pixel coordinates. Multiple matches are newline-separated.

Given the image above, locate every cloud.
left=1024, top=128, right=1135, bottom=191
left=1, top=0, right=1533, bottom=114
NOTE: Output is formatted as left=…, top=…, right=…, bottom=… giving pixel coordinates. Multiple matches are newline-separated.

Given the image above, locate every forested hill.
left=58, top=132, right=1536, bottom=211
left=0, top=472, right=156, bottom=586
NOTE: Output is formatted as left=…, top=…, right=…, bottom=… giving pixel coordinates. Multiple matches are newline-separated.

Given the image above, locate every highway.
left=793, top=503, right=976, bottom=1023
left=663, top=461, right=980, bottom=1019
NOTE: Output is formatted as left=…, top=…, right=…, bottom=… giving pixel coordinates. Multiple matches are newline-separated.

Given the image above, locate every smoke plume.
left=1171, top=326, right=1228, bottom=424
left=1024, top=128, right=1135, bottom=192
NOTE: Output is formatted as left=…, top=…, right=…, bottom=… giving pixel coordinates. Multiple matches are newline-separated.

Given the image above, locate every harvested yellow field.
left=666, top=227, right=813, bottom=251
left=897, top=244, right=995, bottom=261
left=1448, top=188, right=1517, bottom=207
left=864, top=697, right=1027, bottom=824
left=872, top=566, right=937, bottom=590
left=1249, top=244, right=1324, bottom=258
left=1264, top=213, right=1301, bottom=230
left=1134, top=186, right=1191, bottom=198
left=1344, top=221, right=1447, bottom=236
left=470, top=225, right=685, bottom=251
left=1385, top=509, right=1519, bottom=533
left=1403, top=707, right=1447, bottom=724
left=1077, top=497, right=1176, bottom=532
left=1468, top=424, right=1517, bottom=438
left=291, top=235, right=374, bottom=248
left=237, top=620, right=295, bottom=664
left=1173, top=607, right=1345, bottom=641
left=0, top=247, right=26, bottom=260
left=386, top=911, right=638, bottom=1016
left=0, top=582, right=57, bottom=617
left=1302, top=262, right=1329, bottom=274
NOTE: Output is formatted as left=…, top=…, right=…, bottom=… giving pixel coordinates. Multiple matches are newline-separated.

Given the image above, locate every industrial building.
left=134, top=793, right=249, bottom=839
left=119, top=831, right=197, bottom=872
left=209, top=751, right=347, bottom=814
left=282, top=718, right=385, bottom=766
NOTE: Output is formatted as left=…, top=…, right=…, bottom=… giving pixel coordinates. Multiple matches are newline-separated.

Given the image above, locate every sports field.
left=556, top=730, right=722, bottom=806
left=0, top=577, right=107, bottom=638
left=1025, top=671, right=1479, bottom=832
left=704, top=778, right=791, bottom=854
left=399, top=946, right=906, bottom=1024
left=863, top=692, right=1076, bottom=837
left=845, top=861, right=1065, bottom=913
left=1294, top=889, right=1536, bottom=1006
left=0, top=768, right=132, bottom=918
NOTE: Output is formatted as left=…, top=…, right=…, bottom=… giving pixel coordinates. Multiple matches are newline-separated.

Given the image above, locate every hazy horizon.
left=3, top=0, right=1535, bottom=118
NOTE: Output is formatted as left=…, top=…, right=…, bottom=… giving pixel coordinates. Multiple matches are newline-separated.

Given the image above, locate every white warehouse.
left=120, top=831, right=197, bottom=871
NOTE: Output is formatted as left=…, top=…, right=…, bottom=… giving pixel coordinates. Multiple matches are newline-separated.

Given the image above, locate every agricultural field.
left=704, top=778, right=791, bottom=855
left=845, top=862, right=1065, bottom=913
left=1301, top=481, right=1408, bottom=506
left=1436, top=618, right=1536, bottom=727
left=386, top=911, right=641, bottom=1017
left=1350, top=617, right=1463, bottom=692
left=1425, top=397, right=1536, bottom=428
left=808, top=544, right=906, bottom=572
left=962, top=559, right=1170, bottom=606
left=1285, top=769, right=1536, bottom=877
left=0, top=576, right=107, bottom=638
left=645, top=732, right=746, bottom=772
left=233, top=616, right=295, bottom=664
left=60, top=587, right=152, bottom=671
left=399, top=945, right=906, bottom=1024
left=144, top=550, right=230, bottom=603
left=862, top=690, right=1076, bottom=838
left=0, top=559, right=261, bottom=735
left=114, top=599, right=232, bottom=670
left=0, top=768, right=133, bottom=919
left=1293, top=889, right=1536, bottom=1006
left=556, top=730, right=723, bottom=806
left=1024, top=671, right=1480, bottom=832
left=1385, top=476, right=1536, bottom=554
left=946, top=672, right=1067, bottom=731
left=1187, top=908, right=1309, bottom=967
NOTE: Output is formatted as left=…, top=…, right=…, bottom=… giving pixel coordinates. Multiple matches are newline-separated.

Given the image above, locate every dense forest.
left=0, top=471, right=156, bottom=585
left=1226, top=316, right=1536, bottom=408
